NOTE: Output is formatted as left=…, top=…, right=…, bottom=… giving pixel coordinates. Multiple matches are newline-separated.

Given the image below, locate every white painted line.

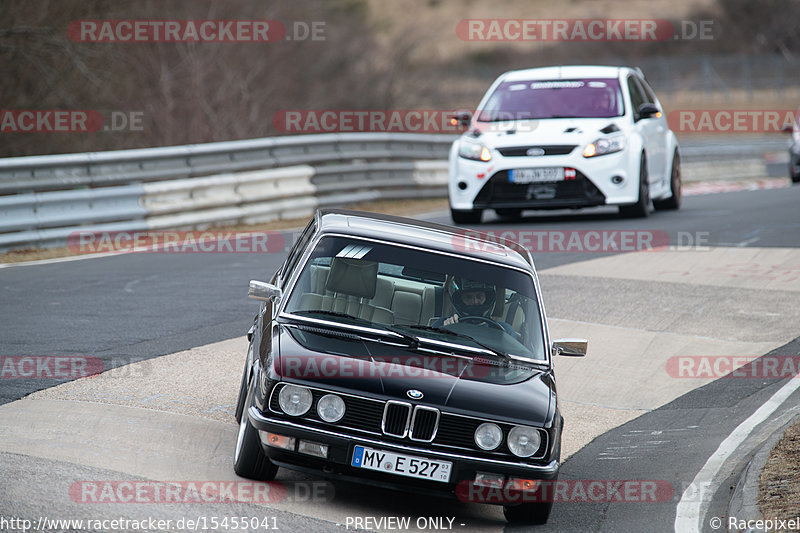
left=0, top=227, right=304, bottom=269
left=0, top=251, right=124, bottom=269
left=674, top=376, right=800, bottom=532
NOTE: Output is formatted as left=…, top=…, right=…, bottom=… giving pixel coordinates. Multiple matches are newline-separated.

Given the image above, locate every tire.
left=653, top=150, right=682, bottom=210
left=618, top=153, right=650, bottom=218
left=503, top=500, right=554, bottom=525
left=234, top=343, right=253, bottom=424
left=451, top=208, right=483, bottom=224
left=233, top=376, right=278, bottom=481
left=791, top=163, right=800, bottom=184
left=495, top=208, right=522, bottom=220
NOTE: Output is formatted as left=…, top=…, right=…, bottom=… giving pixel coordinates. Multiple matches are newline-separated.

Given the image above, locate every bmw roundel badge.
left=406, top=389, right=424, bottom=400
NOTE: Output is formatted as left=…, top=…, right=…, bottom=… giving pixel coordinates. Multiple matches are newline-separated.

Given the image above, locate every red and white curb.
left=683, top=177, right=792, bottom=196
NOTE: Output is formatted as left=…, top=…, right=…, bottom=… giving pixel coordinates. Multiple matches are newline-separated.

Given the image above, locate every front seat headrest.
left=325, top=257, right=378, bottom=299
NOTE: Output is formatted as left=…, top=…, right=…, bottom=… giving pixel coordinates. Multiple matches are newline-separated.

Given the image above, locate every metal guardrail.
left=0, top=132, right=786, bottom=252
left=0, top=133, right=455, bottom=194
left=0, top=133, right=454, bottom=252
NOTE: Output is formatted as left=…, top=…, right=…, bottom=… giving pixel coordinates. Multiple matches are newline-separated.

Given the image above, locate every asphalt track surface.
left=1, top=183, right=799, bottom=532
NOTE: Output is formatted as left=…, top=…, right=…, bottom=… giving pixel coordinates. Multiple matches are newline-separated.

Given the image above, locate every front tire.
left=653, top=150, right=682, bottom=210
left=619, top=153, right=650, bottom=218
left=451, top=208, right=483, bottom=224
left=234, top=344, right=253, bottom=424
left=233, top=376, right=278, bottom=481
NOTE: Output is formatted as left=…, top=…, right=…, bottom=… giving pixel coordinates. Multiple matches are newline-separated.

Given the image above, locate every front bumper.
left=472, top=170, right=606, bottom=210
left=248, top=407, right=559, bottom=502
left=449, top=149, right=639, bottom=210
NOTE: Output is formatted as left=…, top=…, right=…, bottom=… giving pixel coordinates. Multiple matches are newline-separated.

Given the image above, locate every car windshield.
left=283, top=236, right=547, bottom=361
left=477, top=78, right=623, bottom=121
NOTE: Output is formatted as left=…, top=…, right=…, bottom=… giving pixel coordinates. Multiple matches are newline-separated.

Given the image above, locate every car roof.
left=499, top=65, right=635, bottom=83
left=314, top=209, right=536, bottom=272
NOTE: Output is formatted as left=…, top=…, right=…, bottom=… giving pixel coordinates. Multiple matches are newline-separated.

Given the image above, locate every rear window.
left=478, top=78, right=624, bottom=121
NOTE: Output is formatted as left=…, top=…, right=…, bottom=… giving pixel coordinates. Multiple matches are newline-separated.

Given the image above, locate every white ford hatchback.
left=448, top=65, right=681, bottom=223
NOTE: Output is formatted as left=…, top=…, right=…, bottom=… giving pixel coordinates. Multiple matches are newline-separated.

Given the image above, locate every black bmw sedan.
left=232, top=209, right=587, bottom=524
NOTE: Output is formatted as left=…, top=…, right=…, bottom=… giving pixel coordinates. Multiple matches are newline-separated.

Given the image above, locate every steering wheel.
left=458, top=315, right=505, bottom=331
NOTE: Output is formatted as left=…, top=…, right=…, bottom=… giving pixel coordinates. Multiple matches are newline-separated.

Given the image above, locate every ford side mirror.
left=637, top=103, right=661, bottom=120
left=450, top=110, right=473, bottom=128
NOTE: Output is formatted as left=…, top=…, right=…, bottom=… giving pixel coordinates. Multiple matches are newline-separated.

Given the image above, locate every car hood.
left=274, top=324, right=555, bottom=426
left=470, top=117, right=622, bottom=149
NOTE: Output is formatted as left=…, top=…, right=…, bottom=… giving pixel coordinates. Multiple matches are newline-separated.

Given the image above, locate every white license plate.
left=509, top=167, right=564, bottom=184
left=351, top=445, right=452, bottom=483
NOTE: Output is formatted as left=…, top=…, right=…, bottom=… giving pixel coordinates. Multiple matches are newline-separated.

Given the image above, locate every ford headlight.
left=583, top=135, right=626, bottom=157
left=278, top=384, right=313, bottom=416
left=316, top=394, right=345, bottom=423
left=459, top=139, right=492, bottom=162
left=507, top=426, right=542, bottom=457
left=474, top=422, right=503, bottom=450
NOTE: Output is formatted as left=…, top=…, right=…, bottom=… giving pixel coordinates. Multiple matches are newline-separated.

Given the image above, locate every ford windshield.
left=477, top=78, right=624, bottom=121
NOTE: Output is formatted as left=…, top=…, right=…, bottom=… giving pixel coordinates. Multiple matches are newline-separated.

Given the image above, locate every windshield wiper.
left=402, top=325, right=551, bottom=368
left=400, top=324, right=460, bottom=336
left=289, top=310, right=419, bottom=346
left=398, top=324, right=511, bottom=360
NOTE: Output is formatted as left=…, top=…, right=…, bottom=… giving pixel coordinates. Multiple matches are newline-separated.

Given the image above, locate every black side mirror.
left=449, top=110, right=473, bottom=128
left=637, top=103, right=661, bottom=120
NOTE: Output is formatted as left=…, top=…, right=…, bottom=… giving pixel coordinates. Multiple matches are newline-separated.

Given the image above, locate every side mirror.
left=637, top=103, right=661, bottom=120
left=552, top=338, right=588, bottom=357
left=450, top=110, right=473, bottom=128
left=248, top=280, right=282, bottom=303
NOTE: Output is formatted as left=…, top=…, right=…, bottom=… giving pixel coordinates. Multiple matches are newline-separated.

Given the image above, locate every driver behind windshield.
left=433, top=277, right=515, bottom=335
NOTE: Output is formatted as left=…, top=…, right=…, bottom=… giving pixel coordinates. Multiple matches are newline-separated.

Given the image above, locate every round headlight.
left=278, top=384, right=312, bottom=416
left=507, top=426, right=542, bottom=458
left=474, top=422, right=503, bottom=451
left=316, top=394, right=345, bottom=423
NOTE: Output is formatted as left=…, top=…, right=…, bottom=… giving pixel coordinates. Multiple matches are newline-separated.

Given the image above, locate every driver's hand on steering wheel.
left=442, top=314, right=460, bottom=326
